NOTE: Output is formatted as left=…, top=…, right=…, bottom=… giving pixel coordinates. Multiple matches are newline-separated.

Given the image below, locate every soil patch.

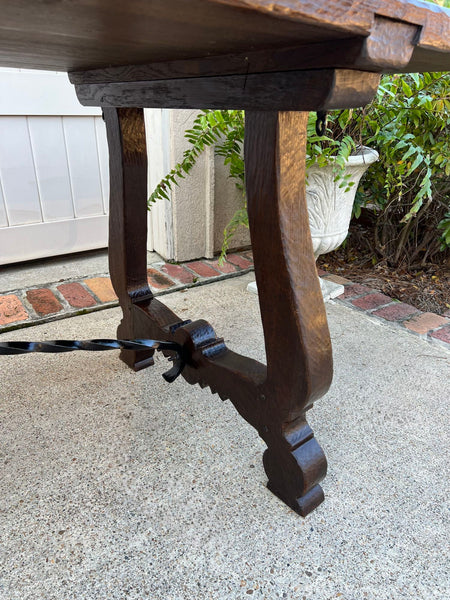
left=318, top=224, right=450, bottom=316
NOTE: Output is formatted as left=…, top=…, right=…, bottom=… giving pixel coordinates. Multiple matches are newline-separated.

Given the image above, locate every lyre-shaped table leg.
left=245, top=111, right=333, bottom=515
left=104, top=106, right=333, bottom=516
left=103, top=107, right=153, bottom=370
left=104, top=107, right=183, bottom=370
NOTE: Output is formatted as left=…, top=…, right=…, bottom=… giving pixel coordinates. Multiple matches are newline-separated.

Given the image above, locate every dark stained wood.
left=68, top=39, right=370, bottom=85
left=68, top=17, right=432, bottom=88
left=0, top=0, right=449, bottom=73
left=245, top=111, right=333, bottom=416
left=75, top=69, right=380, bottom=111
left=354, top=16, right=419, bottom=71
left=216, top=0, right=450, bottom=54
left=245, top=111, right=332, bottom=514
left=103, top=107, right=331, bottom=515
left=103, top=107, right=155, bottom=371
left=0, top=0, right=353, bottom=72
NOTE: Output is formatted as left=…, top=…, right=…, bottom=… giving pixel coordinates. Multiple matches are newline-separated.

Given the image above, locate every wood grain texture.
left=69, top=23, right=428, bottom=89
left=245, top=111, right=333, bottom=418
left=0, top=0, right=449, bottom=73
left=244, top=110, right=332, bottom=515
left=0, top=0, right=347, bottom=72
left=213, top=0, right=450, bottom=53
left=75, top=69, right=380, bottom=111
left=68, top=39, right=368, bottom=85
left=103, top=104, right=330, bottom=515
left=354, top=16, right=418, bottom=70
left=1, top=0, right=450, bottom=521
left=103, top=107, right=155, bottom=370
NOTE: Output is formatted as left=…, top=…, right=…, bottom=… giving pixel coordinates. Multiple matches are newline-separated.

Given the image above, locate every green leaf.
left=406, top=153, right=424, bottom=175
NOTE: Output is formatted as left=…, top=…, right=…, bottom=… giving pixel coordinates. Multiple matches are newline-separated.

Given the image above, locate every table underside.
left=0, top=0, right=449, bottom=74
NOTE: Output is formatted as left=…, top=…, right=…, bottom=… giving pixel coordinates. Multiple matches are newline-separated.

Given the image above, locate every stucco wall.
left=213, top=151, right=249, bottom=256
left=146, top=109, right=250, bottom=262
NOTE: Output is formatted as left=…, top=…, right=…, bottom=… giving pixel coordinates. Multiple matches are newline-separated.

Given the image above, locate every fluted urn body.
left=247, top=147, right=379, bottom=300
left=306, top=147, right=379, bottom=259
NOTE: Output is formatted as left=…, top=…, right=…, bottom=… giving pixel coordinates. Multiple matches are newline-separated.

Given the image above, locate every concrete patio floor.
left=0, top=272, right=448, bottom=600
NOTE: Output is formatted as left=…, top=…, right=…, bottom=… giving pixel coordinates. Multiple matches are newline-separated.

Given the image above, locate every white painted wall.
left=0, top=68, right=108, bottom=265
left=0, top=69, right=250, bottom=265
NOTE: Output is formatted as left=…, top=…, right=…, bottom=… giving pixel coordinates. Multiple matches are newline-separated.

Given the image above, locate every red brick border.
left=26, top=288, right=63, bottom=316
left=0, top=294, right=29, bottom=326
left=160, top=263, right=195, bottom=284
left=57, top=282, right=96, bottom=308
left=1, top=254, right=448, bottom=351
left=325, top=272, right=450, bottom=349
left=185, top=261, right=220, bottom=278
left=0, top=250, right=254, bottom=332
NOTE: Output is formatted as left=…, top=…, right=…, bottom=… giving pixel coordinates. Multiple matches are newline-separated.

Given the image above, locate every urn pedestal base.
left=247, top=277, right=344, bottom=302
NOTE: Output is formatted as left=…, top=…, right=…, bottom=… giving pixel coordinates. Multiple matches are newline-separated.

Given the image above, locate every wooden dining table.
left=1, top=0, right=449, bottom=516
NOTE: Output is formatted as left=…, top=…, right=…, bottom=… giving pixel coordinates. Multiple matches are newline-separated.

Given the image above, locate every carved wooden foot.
left=262, top=419, right=327, bottom=516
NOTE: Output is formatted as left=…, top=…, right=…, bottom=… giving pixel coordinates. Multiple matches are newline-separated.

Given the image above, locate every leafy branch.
left=148, top=110, right=245, bottom=207
left=148, top=69, right=450, bottom=267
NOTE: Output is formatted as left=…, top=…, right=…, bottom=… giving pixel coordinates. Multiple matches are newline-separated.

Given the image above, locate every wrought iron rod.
left=0, top=338, right=185, bottom=383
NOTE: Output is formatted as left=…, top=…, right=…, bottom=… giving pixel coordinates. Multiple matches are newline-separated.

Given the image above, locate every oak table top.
left=0, top=0, right=449, bottom=76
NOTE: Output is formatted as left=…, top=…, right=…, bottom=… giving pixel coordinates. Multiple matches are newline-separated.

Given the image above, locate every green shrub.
left=149, top=72, right=450, bottom=267
left=348, top=71, right=450, bottom=266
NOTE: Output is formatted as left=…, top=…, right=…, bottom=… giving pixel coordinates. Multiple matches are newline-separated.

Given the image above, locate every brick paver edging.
left=320, top=271, right=450, bottom=350
left=0, top=251, right=254, bottom=334
left=0, top=253, right=448, bottom=351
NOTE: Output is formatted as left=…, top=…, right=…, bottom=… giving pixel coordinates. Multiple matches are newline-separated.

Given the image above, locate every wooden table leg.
left=103, top=107, right=155, bottom=370
left=104, top=107, right=187, bottom=371
left=245, top=111, right=333, bottom=515
left=103, top=106, right=332, bottom=517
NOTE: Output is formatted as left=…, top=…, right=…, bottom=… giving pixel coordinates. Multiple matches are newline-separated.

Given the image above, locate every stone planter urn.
left=306, top=146, right=379, bottom=299
left=247, top=146, right=379, bottom=300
